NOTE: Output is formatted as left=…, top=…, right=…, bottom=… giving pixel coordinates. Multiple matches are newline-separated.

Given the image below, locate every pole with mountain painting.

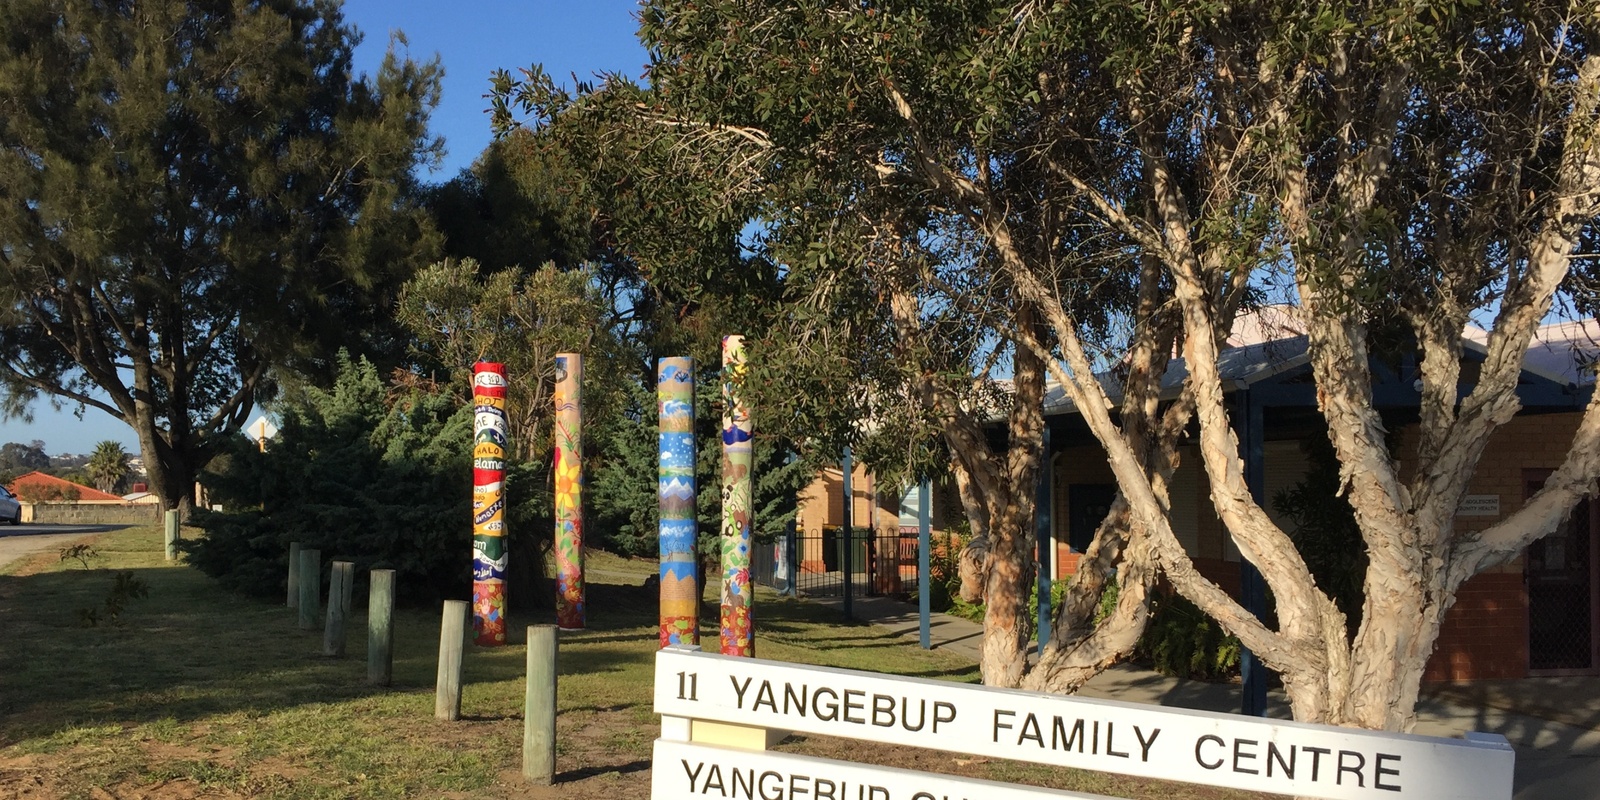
left=471, top=362, right=509, bottom=646
left=658, top=357, right=699, bottom=647
left=720, top=336, right=755, bottom=656
left=554, top=353, right=585, bottom=630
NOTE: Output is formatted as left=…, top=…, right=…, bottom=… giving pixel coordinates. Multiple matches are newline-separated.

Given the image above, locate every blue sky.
left=0, top=0, right=648, bottom=456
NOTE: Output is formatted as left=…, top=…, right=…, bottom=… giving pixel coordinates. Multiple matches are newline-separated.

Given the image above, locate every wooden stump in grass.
left=435, top=599, right=467, bottom=721
left=287, top=542, right=301, bottom=608
left=163, top=509, right=179, bottom=561
left=324, top=561, right=351, bottom=657
left=297, top=549, right=321, bottom=630
left=368, top=569, right=395, bottom=685
left=338, top=561, right=355, bottom=614
left=523, top=624, right=557, bottom=784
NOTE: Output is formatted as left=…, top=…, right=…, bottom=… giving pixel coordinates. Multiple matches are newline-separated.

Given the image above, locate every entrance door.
left=1526, top=477, right=1600, bottom=674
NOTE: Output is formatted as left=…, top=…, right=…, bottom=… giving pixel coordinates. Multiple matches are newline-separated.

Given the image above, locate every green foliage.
left=86, top=441, right=128, bottom=495
left=1136, top=593, right=1242, bottom=682
left=426, top=131, right=595, bottom=274
left=184, top=353, right=479, bottom=606
left=395, top=257, right=630, bottom=467
left=1273, top=434, right=1373, bottom=636
left=58, top=544, right=98, bottom=570
left=589, top=376, right=816, bottom=558
left=0, top=0, right=444, bottom=511
left=0, top=442, right=49, bottom=474
left=76, top=571, right=148, bottom=628
left=17, top=481, right=78, bottom=503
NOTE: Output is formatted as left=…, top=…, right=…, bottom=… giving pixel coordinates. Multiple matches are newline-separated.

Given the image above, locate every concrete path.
left=807, top=592, right=1600, bottom=800
left=0, top=524, right=129, bottom=571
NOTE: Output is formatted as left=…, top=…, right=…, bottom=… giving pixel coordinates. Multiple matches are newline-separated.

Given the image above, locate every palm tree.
left=86, top=441, right=128, bottom=494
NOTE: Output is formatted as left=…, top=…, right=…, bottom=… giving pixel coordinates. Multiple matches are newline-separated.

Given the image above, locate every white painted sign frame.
left=652, top=739, right=1114, bottom=800
left=654, top=646, right=1514, bottom=800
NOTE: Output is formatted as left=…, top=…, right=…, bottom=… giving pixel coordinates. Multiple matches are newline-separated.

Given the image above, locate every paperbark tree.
left=490, top=1, right=1193, bottom=691
left=0, top=0, right=443, bottom=514
left=951, top=0, right=1600, bottom=730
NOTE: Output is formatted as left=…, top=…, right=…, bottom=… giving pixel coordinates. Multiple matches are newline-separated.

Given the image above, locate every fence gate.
left=651, top=645, right=1514, bottom=800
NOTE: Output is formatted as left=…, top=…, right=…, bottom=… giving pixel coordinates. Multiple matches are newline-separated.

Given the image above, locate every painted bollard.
left=658, top=356, right=698, bottom=647
left=720, top=335, right=755, bottom=657
left=472, top=362, right=509, bottom=646
left=554, top=353, right=585, bottom=630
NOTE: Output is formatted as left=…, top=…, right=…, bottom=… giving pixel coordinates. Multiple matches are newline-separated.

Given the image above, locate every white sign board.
left=655, top=647, right=1514, bottom=800
left=1457, top=495, right=1501, bottom=517
left=652, top=739, right=1110, bottom=800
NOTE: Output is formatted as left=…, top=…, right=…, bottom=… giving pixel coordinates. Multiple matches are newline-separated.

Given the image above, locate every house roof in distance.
left=1042, top=307, right=1600, bottom=415
left=4, top=471, right=125, bottom=503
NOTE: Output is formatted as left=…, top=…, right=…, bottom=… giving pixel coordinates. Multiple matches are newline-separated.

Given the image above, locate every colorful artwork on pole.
left=554, top=353, right=585, bottom=630
left=658, top=357, right=699, bottom=648
left=720, top=336, right=755, bottom=656
left=471, top=362, right=508, bottom=646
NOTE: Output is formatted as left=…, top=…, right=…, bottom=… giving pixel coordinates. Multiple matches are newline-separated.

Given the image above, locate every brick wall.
left=1047, top=409, right=1593, bottom=681
left=25, top=502, right=162, bottom=525
left=1416, top=410, right=1586, bottom=681
left=1425, top=572, right=1529, bottom=681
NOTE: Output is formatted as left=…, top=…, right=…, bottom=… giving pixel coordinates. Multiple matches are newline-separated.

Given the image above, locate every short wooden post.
left=323, top=561, right=350, bottom=657
left=287, top=542, right=301, bottom=608
left=523, top=625, right=558, bottom=784
left=297, top=549, right=321, bottom=630
left=435, top=599, right=468, bottom=721
left=368, top=569, right=395, bottom=685
left=338, top=561, right=355, bottom=614
left=163, top=509, right=179, bottom=561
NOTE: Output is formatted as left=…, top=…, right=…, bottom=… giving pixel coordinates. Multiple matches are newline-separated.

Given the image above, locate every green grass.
left=0, top=527, right=1261, bottom=800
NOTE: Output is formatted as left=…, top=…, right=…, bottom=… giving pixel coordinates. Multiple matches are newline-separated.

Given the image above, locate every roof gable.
left=4, top=471, right=125, bottom=503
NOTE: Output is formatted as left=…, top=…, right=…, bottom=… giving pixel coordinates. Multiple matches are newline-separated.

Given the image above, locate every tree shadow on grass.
left=0, top=568, right=663, bottom=746
left=557, top=758, right=652, bottom=783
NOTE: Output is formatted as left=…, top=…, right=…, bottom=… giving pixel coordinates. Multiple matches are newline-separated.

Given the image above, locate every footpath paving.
left=806, top=593, right=1600, bottom=800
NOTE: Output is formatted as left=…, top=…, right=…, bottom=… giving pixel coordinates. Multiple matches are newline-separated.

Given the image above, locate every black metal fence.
left=751, top=525, right=922, bottom=600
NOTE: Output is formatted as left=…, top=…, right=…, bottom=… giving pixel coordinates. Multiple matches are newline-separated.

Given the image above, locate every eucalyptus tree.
left=0, top=0, right=444, bottom=514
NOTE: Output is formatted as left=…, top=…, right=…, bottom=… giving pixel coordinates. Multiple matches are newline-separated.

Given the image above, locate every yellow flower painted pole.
left=720, top=336, right=755, bottom=656
left=554, top=353, right=585, bottom=630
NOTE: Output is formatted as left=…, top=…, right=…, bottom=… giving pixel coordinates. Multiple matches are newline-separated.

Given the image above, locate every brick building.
left=1043, top=319, right=1600, bottom=681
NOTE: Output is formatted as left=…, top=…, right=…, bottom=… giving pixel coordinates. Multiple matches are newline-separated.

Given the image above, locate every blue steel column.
left=918, top=479, right=932, bottom=649
left=784, top=515, right=798, bottom=597
left=1036, top=426, right=1053, bottom=655
left=1238, top=389, right=1269, bottom=717
left=841, top=447, right=854, bottom=620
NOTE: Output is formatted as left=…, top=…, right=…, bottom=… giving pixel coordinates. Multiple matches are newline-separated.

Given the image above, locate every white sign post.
left=653, top=645, right=1514, bottom=800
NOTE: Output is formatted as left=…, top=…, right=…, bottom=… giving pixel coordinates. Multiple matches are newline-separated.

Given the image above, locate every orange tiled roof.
left=4, top=471, right=126, bottom=503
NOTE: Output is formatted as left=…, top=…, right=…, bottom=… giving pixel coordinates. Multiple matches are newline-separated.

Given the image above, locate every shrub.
left=183, top=354, right=531, bottom=608
left=1136, top=591, right=1241, bottom=681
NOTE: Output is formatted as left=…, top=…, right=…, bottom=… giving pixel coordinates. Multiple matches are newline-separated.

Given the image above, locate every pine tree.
left=0, top=0, right=444, bottom=514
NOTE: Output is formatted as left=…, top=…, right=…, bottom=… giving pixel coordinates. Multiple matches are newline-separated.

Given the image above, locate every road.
left=0, top=524, right=132, bottom=571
